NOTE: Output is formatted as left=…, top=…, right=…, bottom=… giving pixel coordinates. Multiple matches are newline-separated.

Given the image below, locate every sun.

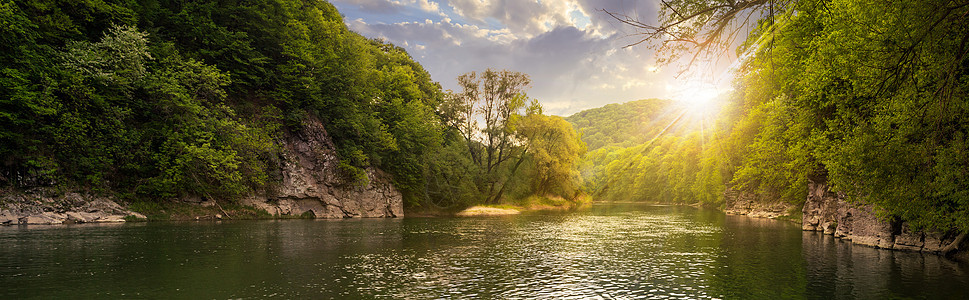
left=673, top=80, right=723, bottom=112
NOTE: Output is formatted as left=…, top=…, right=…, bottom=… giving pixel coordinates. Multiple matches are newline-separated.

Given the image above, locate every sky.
left=330, top=0, right=737, bottom=116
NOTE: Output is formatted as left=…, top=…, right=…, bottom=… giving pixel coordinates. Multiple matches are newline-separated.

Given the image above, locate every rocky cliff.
left=724, top=189, right=796, bottom=220
left=802, top=179, right=966, bottom=256
left=241, top=115, right=403, bottom=218
left=0, top=190, right=147, bottom=225
left=1, top=116, right=403, bottom=224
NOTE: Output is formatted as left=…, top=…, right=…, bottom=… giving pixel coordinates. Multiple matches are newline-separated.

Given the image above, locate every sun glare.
left=673, top=80, right=723, bottom=112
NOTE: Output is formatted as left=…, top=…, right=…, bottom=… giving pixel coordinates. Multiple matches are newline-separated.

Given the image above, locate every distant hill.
left=565, top=98, right=722, bottom=203
left=566, top=99, right=691, bottom=151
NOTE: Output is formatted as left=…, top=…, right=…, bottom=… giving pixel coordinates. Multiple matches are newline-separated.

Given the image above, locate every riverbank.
left=0, top=188, right=146, bottom=225
left=0, top=187, right=289, bottom=224
left=1, top=187, right=586, bottom=224
left=722, top=184, right=969, bottom=263
left=800, top=180, right=969, bottom=262
left=723, top=189, right=801, bottom=223
left=408, top=196, right=584, bottom=218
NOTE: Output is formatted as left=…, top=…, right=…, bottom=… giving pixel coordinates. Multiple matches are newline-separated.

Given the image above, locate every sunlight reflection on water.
left=343, top=206, right=725, bottom=299
left=1, top=203, right=967, bottom=299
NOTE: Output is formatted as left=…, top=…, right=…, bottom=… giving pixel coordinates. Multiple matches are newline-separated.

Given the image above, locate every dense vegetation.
left=566, top=99, right=680, bottom=151
left=0, top=0, right=584, bottom=208
left=567, top=99, right=723, bottom=204
left=424, top=69, right=586, bottom=207
left=596, top=0, right=969, bottom=233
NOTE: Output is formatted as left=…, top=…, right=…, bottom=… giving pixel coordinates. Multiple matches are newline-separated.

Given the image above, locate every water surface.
left=1, top=203, right=966, bottom=299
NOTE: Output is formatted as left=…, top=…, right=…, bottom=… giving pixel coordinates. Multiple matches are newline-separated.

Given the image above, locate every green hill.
left=566, top=99, right=676, bottom=151
left=566, top=98, right=726, bottom=204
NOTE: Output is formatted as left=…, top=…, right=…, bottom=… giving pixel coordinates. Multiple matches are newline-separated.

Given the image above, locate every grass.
left=512, top=195, right=582, bottom=211
left=769, top=205, right=804, bottom=223
left=126, top=200, right=275, bottom=221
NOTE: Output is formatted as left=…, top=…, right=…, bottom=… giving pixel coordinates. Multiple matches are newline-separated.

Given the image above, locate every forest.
left=583, top=0, right=969, bottom=234
left=2, top=1, right=968, bottom=298
left=1, top=0, right=967, bottom=236
left=0, top=0, right=584, bottom=210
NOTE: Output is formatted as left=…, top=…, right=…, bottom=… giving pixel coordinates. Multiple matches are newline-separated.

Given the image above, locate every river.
left=1, top=203, right=966, bottom=299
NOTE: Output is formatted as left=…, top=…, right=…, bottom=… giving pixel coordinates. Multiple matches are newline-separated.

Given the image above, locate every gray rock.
left=893, top=222, right=924, bottom=251
left=802, top=179, right=843, bottom=233
left=242, top=115, right=402, bottom=219
left=833, top=201, right=895, bottom=249
left=723, top=189, right=794, bottom=219
left=1, top=188, right=147, bottom=226
left=821, top=221, right=837, bottom=235
left=923, top=231, right=946, bottom=253
left=801, top=178, right=965, bottom=256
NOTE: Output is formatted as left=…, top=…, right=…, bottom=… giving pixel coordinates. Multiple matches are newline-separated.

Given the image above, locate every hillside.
left=566, top=99, right=724, bottom=204
left=0, top=0, right=443, bottom=206
left=565, top=99, right=678, bottom=151
left=0, top=0, right=587, bottom=214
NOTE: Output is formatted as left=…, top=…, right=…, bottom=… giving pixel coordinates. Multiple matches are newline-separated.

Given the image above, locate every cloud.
left=446, top=0, right=577, bottom=37
left=335, top=0, right=704, bottom=116
left=332, top=0, right=442, bottom=14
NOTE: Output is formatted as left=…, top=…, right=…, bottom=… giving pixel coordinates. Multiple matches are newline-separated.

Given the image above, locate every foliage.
left=0, top=0, right=587, bottom=212
left=565, top=98, right=679, bottom=151
left=421, top=70, right=586, bottom=207
left=0, top=0, right=447, bottom=206
left=607, top=0, right=969, bottom=233
left=517, top=111, right=586, bottom=198
left=568, top=99, right=727, bottom=205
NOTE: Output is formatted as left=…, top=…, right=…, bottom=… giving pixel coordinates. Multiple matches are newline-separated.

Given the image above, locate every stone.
left=1, top=188, right=149, bottom=226
left=802, top=179, right=843, bottom=233
left=923, top=231, right=946, bottom=253
left=821, top=221, right=837, bottom=235
left=241, top=115, right=402, bottom=219
left=893, top=222, right=924, bottom=252
left=836, top=203, right=895, bottom=249
left=723, top=189, right=794, bottom=220
left=0, top=210, right=17, bottom=225
left=1, top=116, right=403, bottom=223
left=97, top=215, right=126, bottom=223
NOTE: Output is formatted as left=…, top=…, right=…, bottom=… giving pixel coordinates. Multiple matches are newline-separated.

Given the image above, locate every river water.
left=1, top=203, right=966, bottom=299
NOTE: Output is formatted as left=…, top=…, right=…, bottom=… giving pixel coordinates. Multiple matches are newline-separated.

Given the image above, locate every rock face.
left=1, top=116, right=403, bottom=224
left=724, top=189, right=795, bottom=219
left=241, top=116, right=403, bottom=218
left=833, top=202, right=897, bottom=249
left=801, top=181, right=843, bottom=232
left=0, top=190, right=146, bottom=225
left=802, top=179, right=964, bottom=254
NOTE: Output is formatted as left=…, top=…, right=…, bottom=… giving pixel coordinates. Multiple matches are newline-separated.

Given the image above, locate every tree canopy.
left=604, top=0, right=969, bottom=233
left=0, top=0, right=587, bottom=210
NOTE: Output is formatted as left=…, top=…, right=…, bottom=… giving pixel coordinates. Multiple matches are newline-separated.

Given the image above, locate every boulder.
left=801, top=179, right=843, bottom=232
left=724, top=189, right=794, bottom=219
left=1, top=188, right=147, bottom=225
left=241, top=115, right=402, bottom=218
left=835, top=203, right=895, bottom=249
left=893, top=222, right=924, bottom=251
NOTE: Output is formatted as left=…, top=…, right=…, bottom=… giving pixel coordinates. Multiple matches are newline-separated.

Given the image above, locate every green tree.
left=453, top=69, right=531, bottom=203
left=516, top=109, right=586, bottom=197
left=613, top=0, right=969, bottom=234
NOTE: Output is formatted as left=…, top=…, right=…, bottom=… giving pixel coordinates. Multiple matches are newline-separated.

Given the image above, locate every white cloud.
left=335, top=0, right=726, bottom=116
left=331, top=0, right=442, bottom=14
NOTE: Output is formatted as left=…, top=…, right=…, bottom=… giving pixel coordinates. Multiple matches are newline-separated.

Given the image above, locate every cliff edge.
left=241, top=116, right=403, bottom=218
left=802, top=179, right=966, bottom=258
left=1, top=116, right=403, bottom=224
